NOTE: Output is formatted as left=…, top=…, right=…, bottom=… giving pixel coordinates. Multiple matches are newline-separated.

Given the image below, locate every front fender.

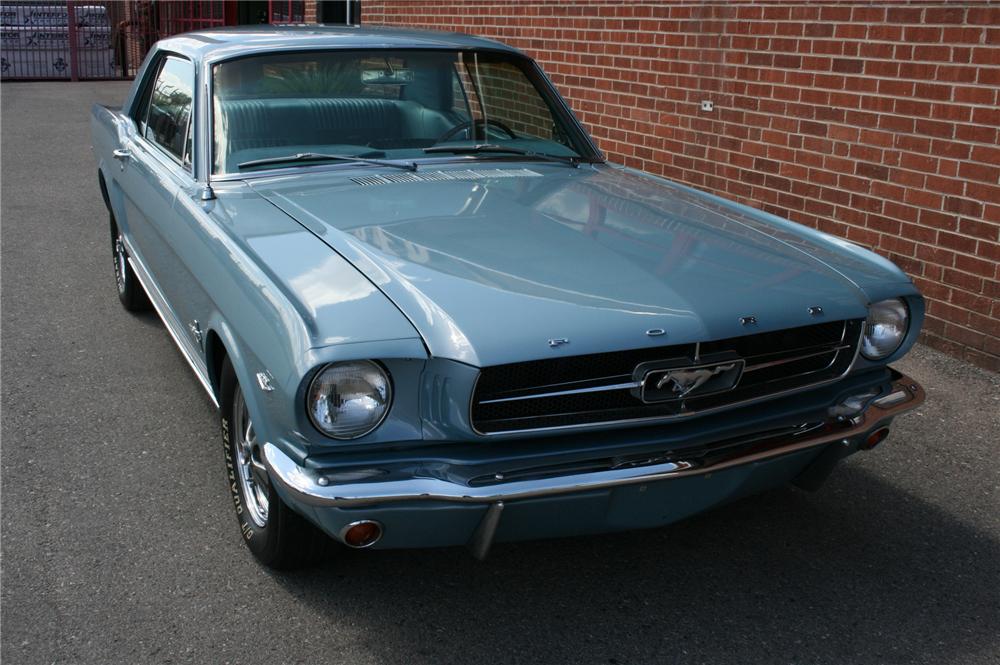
left=193, top=188, right=428, bottom=461
left=91, top=105, right=134, bottom=229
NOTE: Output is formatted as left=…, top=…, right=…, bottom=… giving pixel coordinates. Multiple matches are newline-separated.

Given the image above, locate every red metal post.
left=224, top=1, right=237, bottom=26
left=66, top=0, right=80, bottom=81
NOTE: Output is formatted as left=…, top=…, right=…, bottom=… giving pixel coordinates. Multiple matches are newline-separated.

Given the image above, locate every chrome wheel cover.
left=114, top=235, right=127, bottom=294
left=233, top=386, right=269, bottom=528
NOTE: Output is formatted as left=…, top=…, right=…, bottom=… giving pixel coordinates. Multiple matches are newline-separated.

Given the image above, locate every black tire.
left=108, top=213, right=150, bottom=312
left=219, top=356, right=332, bottom=569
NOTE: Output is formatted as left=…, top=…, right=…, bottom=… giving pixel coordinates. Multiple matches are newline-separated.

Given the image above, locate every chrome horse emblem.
left=656, top=363, right=738, bottom=397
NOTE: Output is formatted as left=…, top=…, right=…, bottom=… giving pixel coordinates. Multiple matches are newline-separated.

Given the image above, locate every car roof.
left=157, top=25, right=522, bottom=63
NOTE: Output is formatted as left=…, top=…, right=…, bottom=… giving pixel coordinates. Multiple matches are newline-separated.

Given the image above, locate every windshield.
left=211, top=49, right=592, bottom=174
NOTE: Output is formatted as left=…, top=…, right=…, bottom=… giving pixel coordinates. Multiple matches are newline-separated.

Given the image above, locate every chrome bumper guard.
left=263, top=373, right=925, bottom=509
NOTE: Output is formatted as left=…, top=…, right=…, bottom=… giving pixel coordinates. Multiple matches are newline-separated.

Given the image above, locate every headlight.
left=861, top=298, right=909, bottom=360
left=307, top=361, right=392, bottom=439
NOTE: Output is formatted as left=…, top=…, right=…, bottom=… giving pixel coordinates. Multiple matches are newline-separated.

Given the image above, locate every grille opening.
left=471, top=319, right=863, bottom=434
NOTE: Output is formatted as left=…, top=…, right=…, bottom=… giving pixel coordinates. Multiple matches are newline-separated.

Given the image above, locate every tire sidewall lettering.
left=221, top=414, right=249, bottom=527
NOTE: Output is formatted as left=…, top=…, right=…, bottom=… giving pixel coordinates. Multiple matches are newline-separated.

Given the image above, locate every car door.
left=115, top=54, right=204, bottom=341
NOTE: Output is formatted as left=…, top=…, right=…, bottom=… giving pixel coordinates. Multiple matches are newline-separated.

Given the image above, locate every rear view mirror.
left=361, top=68, right=413, bottom=84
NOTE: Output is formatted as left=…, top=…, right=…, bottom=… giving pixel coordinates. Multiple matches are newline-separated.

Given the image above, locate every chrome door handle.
left=112, top=148, right=131, bottom=161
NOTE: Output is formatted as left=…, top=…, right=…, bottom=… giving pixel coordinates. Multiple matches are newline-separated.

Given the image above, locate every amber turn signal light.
left=862, top=427, right=890, bottom=450
left=341, top=520, right=383, bottom=548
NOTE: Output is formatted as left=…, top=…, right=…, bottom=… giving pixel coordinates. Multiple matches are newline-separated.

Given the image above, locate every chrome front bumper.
left=263, top=373, right=925, bottom=509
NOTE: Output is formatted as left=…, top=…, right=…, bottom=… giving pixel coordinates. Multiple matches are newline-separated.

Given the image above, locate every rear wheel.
left=108, top=213, right=150, bottom=311
left=219, top=357, right=332, bottom=569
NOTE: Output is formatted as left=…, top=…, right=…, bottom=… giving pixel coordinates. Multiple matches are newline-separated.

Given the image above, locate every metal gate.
left=1, top=0, right=308, bottom=81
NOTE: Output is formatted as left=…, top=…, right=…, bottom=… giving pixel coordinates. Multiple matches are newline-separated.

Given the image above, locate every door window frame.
left=129, top=52, right=197, bottom=176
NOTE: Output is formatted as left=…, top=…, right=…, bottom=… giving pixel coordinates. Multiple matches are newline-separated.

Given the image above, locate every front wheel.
left=108, top=213, right=150, bottom=312
left=219, top=357, right=331, bottom=569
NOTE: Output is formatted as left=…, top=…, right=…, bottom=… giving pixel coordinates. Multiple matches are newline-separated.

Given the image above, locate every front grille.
left=471, top=319, right=864, bottom=434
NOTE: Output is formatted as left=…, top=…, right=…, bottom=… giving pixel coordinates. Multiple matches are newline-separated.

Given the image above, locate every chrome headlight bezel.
left=861, top=298, right=910, bottom=360
left=306, top=360, right=393, bottom=440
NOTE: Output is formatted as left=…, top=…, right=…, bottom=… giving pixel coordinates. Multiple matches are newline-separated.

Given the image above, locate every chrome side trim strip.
left=123, top=237, right=219, bottom=408
left=265, top=374, right=924, bottom=508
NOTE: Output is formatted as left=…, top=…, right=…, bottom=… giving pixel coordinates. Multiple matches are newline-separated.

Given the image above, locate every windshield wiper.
left=423, top=144, right=580, bottom=168
left=238, top=152, right=417, bottom=172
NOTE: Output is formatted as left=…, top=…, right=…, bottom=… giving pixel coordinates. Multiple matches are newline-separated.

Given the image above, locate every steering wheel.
left=436, top=118, right=518, bottom=143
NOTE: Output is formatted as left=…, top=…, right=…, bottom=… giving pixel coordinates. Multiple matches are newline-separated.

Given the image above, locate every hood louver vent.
left=351, top=168, right=543, bottom=186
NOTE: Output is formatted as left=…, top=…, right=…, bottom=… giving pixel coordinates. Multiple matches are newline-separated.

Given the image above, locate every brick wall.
left=363, top=1, right=1000, bottom=372
left=477, top=60, right=562, bottom=139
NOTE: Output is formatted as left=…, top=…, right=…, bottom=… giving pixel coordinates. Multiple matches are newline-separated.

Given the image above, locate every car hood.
left=249, top=163, right=910, bottom=366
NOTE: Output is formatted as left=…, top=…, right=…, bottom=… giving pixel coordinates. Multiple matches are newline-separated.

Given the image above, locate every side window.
left=144, top=56, right=195, bottom=167
left=131, top=60, right=161, bottom=137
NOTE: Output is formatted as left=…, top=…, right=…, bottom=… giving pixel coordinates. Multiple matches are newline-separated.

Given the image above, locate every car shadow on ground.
left=269, top=463, right=1000, bottom=664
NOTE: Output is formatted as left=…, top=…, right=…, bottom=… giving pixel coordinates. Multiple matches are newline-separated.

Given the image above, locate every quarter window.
left=144, top=56, right=195, bottom=167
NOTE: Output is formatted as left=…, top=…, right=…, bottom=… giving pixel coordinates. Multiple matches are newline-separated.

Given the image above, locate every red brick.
left=955, top=124, right=997, bottom=144
left=980, top=68, right=1000, bottom=85
left=945, top=322, right=986, bottom=350
left=924, top=175, right=966, bottom=197
left=972, top=106, right=1000, bottom=126
left=804, top=23, right=834, bottom=38
left=931, top=140, right=972, bottom=161
left=913, top=82, right=952, bottom=101
left=950, top=289, right=992, bottom=314
left=919, top=209, right=958, bottom=232
left=965, top=182, right=1000, bottom=205
left=938, top=231, right=978, bottom=255
left=924, top=6, right=967, bottom=24
left=953, top=85, right=996, bottom=105
left=913, top=276, right=950, bottom=301
left=913, top=45, right=951, bottom=61
left=959, top=162, right=1000, bottom=184
left=914, top=118, right=955, bottom=139
left=935, top=65, right=979, bottom=84
left=904, top=27, right=943, bottom=43
left=968, top=7, right=1000, bottom=25
left=943, top=27, right=989, bottom=45
left=978, top=241, right=1000, bottom=263
left=955, top=255, right=997, bottom=279
left=942, top=269, right=984, bottom=293
left=856, top=162, right=890, bottom=181
left=930, top=300, right=972, bottom=326
left=879, top=114, right=915, bottom=133
left=970, top=48, right=1000, bottom=66
left=821, top=6, right=852, bottom=22
left=899, top=152, right=937, bottom=173
left=959, top=219, right=1000, bottom=242
left=916, top=244, right=955, bottom=267
left=944, top=197, right=984, bottom=218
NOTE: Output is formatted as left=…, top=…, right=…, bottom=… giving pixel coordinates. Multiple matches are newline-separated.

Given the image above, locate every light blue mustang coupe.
left=92, top=26, right=925, bottom=568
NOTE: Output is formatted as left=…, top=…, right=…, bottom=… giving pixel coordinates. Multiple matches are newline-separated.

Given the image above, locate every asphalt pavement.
left=2, top=81, right=999, bottom=665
